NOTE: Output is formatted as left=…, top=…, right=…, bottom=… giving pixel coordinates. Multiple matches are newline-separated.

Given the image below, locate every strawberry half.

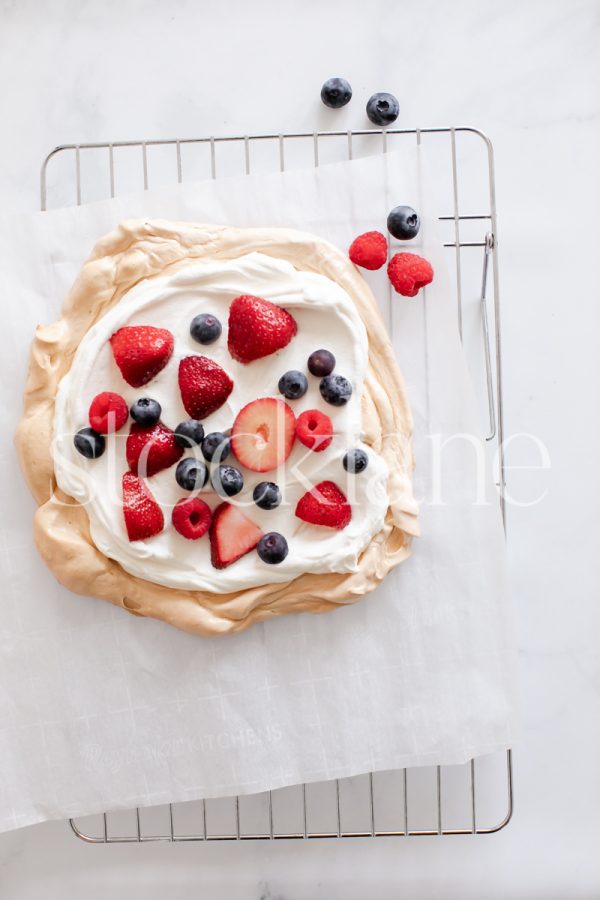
left=209, top=502, right=263, bottom=569
left=126, top=422, right=183, bottom=477
left=231, top=398, right=296, bottom=473
left=295, top=409, right=333, bottom=452
left=110, top=326, right=174, bottom=388
left=88, top=391, right=129, bottom=434
left=228, top=294, right=297, bottom=364
left=122, top=472, right=164, bottom=541
left=178, top=355, right=234, bottom=420
left=295, top=480, right=352, bottom=530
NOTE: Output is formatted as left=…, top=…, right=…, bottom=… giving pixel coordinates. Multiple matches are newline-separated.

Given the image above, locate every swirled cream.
left=53, top=252, right=389, bottom=592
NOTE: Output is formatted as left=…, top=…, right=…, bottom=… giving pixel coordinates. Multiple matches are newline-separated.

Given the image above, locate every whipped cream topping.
left=53, top=252, right=389, bottom=593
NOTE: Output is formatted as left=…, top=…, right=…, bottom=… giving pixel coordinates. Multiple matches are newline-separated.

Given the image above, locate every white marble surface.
left=0, top=0, right=599, bottom=896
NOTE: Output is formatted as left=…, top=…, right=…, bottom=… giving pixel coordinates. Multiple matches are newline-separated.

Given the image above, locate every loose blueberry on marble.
left=387, top=205, right=420, bottom=241
left=307, top=349, right=335, bottom=377
left=257, top=532, right=289, bottom=564
left=201, top=431, right=231, bottom=462
left=343, top=448, right=369, bottom=474
left=74, top=427, right=105, bottom=459
left=175, top=457, right=209, bottom=491
left=253, top=481, right=282, bottom=510
left=366, top=92, right=399, bottom=126
left=190, top=313, right=222, bottom=345
left=174, top=419, right=205, bottom=449
left=211, top=464, right=244, bottom=497
left=320, top=77, right=352, bottom=109
left=319, top=373, right=352, bottom=406
left=130, top=397, right=162, bottom=426
left=278, top=370, right=308, bottom=400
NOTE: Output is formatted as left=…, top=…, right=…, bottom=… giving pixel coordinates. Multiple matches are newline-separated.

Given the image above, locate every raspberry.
left=387, top=252, right=434, bottom=297
left=172, top=498, right=212, bottom=541
left=88, top=391, right=128, bottom=434
left=348, top=231, right=387, bottom=271
left=296, top=409, right=333, bottom=452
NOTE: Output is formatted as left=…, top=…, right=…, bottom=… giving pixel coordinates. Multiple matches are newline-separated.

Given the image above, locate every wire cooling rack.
left=41, top=127, right=513, bottom=841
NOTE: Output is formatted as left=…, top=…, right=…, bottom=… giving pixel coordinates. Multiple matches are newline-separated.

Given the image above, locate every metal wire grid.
left=41, top=127, right=513, bottom=842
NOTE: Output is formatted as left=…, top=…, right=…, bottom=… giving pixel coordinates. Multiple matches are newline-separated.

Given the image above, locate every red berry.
left=295, top=480, right=352, bottom=530
left=295, top=409, right=333, bottom=452
left=110, top=326, right=174, bottom=388
left=178, top=355, right=234, bottom=420
left=387, top=252, right=434, bottom=297
left=122, top=472, right=164, bottom=541
left=209, top=502, right=263, bottom=569
left=88, top=391, right=128, bottom=434
left=172, top=497, right=212, bottom=540
left=348, top=231, right=387, bottom=270
left=126, top=422, right=183, bottom=477
left=231, top=398, right=296, bottom=473
left=228, top=295, right=297, bottom=364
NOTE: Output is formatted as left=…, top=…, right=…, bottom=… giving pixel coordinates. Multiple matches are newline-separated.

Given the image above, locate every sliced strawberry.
left=209, top=502, right=263, bottom=569
left=228, top=294, right=297, bottom=364
left=88, top=391, right=129, bottom=434
left=295, top=480, right=352, bottom=530
left=110, top=326, right=174, bottom=388
left=296, top=409, right=333, bottom=452
left=122, top=472, right=164, bottom=541
left=178, top=355, right=234, bottom=420
left=231, top=398, right=296, bottom=473
left=126, top=422, right=183, bottom=477
left=172, top=497, right=212, bottom=540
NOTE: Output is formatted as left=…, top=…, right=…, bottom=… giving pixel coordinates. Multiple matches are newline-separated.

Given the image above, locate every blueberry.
left=387, top=205, right=420, bottom=241
left=212, top=464, right=243, bottom=497
left=319, top=374, right=352, bottom=406
left=366, top=92, right=399, bottom=126
left=130, top=397, right=161, bottom=426
left=320, top=77, right=352, bottom=109
left=278, top=370, right=308, bottom=400
left=190, top=313, right=222, bottom=345
left=343, top=448, right=369, bottom=474
left=201, top=432, right=231, bottom=462
left=174, top=419, right=205, bottom=449
left=74, top=427, right=105, bottom=459
left=175, top=457, right=209, bottom=491
left=307, top=349, right=335, bottom=377
left=253, top=481, right=282, bottom=510
left=257, top=532, right=289, bottom=565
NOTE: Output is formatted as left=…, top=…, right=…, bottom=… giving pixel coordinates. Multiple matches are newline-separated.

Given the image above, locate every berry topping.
left=178, top=355, right=234, bottom=420
left=257, top=532, right=289, bottom=565
left=228, top=294, right=297, bottom=364
left=320, top=76, right=352, bottom=109
left=278, top=370, right=308, bottom=400
left=387, top=205, right=420, bottom=241
left=348, top=231, right=387, bottom=270
left=209, top=502, right=263, bottom=569
left=174, top=419, right=205, bottom=449
left=253, top=481, right=282, bottom=510
left=74, top=427, right=105, bottom=459
left=231, top=398, right=296, bottom=473
left=211, top=464, right=244, bottom=498
left=295, top=480, right=352, bottom=530
left=319, top=374, right=352, bottom=407
left=88, top=392, right=128, bottom=434
left=190, top=313, right=222, bottom=345
left=387, top=252, right=434, bottom=297
left=172, top=497, right=211, bottom=540
left=307, top=349, right=336, bottom=377
left=296, top=409, right=333, bottom=452
left=130, top=397, right=161, bottom=427
left=110, top=326, right=174, bottom=388
left=343, top=448, right=369, bottom=473
left=366, top=92, right=399, bottom=126
left=122, top=472, right=164, bottom=542
left=175, top=457, right=209, bottom=491
left=201, top=431, right=231, bottom=463
left=126, top=422, right=184, bottom=477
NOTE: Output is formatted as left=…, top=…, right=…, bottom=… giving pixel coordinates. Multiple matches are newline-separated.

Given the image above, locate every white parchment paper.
left=0, top=148, right=518, bottom=832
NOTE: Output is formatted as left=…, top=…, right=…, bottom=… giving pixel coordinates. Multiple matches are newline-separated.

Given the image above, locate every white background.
left=0, top=0, right=598, bottom=897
